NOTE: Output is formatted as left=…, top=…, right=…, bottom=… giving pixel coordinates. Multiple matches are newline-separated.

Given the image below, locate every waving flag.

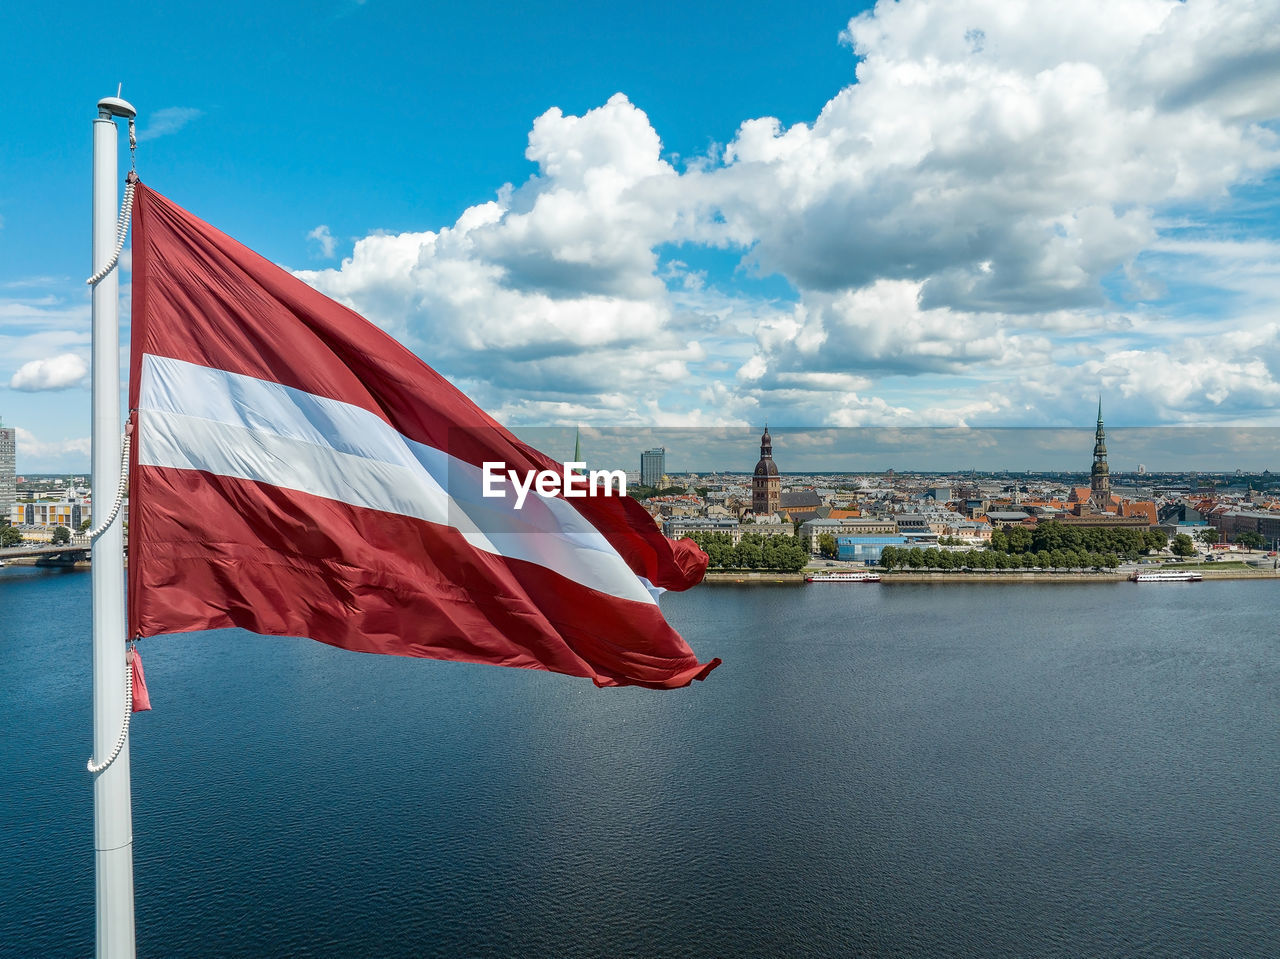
left=126, top=183, right=718, bottom=689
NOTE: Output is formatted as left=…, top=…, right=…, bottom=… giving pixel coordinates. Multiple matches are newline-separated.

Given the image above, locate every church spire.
left=1090, top=396, right=1110, bottom=510
left=572, top=427, right=584, bottom=475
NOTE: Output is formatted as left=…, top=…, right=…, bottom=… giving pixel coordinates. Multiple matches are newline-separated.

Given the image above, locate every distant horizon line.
left=13, top=468, right=1274, bottom=480
left=641, top=470, right=1270, bottom=480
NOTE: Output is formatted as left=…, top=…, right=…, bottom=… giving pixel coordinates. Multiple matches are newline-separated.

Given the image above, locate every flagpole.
left=91, top=92, right=136, bottom=959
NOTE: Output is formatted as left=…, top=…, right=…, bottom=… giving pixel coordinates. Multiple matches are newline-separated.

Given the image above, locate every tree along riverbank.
left=878, top=569, right=1280, bottom=583
left=700, top=567, right=1280, bottom=584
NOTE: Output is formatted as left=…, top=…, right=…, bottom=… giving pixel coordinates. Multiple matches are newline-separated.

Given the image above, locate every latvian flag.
left=126, top=183, right=719, bottom=689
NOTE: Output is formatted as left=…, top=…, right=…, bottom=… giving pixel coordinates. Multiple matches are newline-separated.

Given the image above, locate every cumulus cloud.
left=136, top=107, right=203, bottom=142
left=1085, top=350, right=1280, bottom=421
left=296, top=0, right=1280, bottom=428
left=9, top=353, right=89, bottom=391
left=297, top=94, right=699, bottom=421
left=742, top=280, right=1056, bottom=382
left=701, top=0, right=1278, bottom=315
left=307, top=225, right=337, bottom=259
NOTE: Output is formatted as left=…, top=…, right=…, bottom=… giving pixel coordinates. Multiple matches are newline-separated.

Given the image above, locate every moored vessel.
left=1130, top=570, right=1203, bottom=582
left=805, top=570, right=882, bottom=583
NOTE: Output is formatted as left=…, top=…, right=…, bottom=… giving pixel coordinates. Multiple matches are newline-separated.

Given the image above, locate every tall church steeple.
left=571, top=427, right=585, bottom=476
left=752, top=425, right=781, bottom=516
left=1089, top=396, right=1111, bottom=511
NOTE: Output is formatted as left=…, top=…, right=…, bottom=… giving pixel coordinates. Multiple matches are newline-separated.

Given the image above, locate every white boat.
left=1130, top=570, right=1202, bottom=582
left=805, top=570, right=881, bottom=583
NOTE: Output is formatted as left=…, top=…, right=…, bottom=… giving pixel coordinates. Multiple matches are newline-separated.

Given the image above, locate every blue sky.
left=3, top=0, right=1279, bottom=472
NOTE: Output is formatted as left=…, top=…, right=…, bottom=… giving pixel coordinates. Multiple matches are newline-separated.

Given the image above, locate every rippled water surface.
left=3, top=567, right=1278, bottom=957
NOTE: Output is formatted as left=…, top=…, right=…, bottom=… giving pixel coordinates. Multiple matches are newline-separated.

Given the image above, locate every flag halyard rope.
left=86, top=423, right=131, bottom=543
left=86, top=172, right=137, bottom=286
left=84, top=419, right=133, bottom=774
left=87, top=643, right=136, bottom=775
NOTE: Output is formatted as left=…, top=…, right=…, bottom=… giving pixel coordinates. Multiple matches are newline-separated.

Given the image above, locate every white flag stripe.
left=138, top=354, right=657, bottom=606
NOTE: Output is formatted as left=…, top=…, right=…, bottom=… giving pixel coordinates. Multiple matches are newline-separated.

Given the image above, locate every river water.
left=2, top=566, right=1277, bottom=957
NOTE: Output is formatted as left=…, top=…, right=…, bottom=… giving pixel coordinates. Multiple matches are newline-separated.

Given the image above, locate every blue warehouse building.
left=837, top=531, right=937, bottom=562
left=836, top=535, right=913, bottom=563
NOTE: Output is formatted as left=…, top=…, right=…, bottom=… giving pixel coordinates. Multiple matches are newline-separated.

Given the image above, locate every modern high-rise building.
left=0, top=420, right=15, bottom=523
left=640, top=447, right=665, bottom=488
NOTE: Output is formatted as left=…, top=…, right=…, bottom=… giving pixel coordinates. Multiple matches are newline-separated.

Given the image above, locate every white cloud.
left=0, top=292, right=89, bottom=333
left=745, top=280, right=1056, bottom=382
left=307, top=225, right=337, bottom=259
left=296, top=94, right=710, bottom=422
left=9, top=353, right=89, bottom=392
left=295, top=0, right=1280, bottom=428
left=10, top=427, right=91, bottom=473
left=1085, top=350, right=1280, bottom=422
left=698, top=0, right=1278, bottom=315
left=136, top=107, right=203, bottom=143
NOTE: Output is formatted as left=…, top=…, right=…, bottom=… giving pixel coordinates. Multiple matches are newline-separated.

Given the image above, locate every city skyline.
left=5, top=0, right=1280, bottom=473
left=517, top=424, right=1280, bottom=476
left=6, top=424, right=1277, bottom=479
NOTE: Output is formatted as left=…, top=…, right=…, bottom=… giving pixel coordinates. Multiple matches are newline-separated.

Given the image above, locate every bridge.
left=1, top=540, right=94, bottom=566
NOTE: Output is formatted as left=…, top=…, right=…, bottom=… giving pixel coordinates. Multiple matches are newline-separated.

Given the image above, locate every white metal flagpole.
left=90, top=91, right=137, bottom=959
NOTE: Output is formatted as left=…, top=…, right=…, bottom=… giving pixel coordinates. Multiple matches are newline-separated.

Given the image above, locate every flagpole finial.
left=98, top=94, right=136, bottom=120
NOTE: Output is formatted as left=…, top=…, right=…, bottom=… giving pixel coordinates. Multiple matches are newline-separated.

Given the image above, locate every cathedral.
left=752, top=426, right=781, bottom=515
left=1063, top=397, right=1154, bottom=528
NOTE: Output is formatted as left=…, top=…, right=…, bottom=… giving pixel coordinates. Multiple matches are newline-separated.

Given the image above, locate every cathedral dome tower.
left=752, top=426, right=781, bottom=515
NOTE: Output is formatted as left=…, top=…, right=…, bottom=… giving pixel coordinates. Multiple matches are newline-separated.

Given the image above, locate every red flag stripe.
left=132, top=467, right=716, bottom=689
left=129, top=181, right=706, bottom=595
left=137, top=353, right=659, bottom=606
left=127, top=181, right=718, bottom=688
